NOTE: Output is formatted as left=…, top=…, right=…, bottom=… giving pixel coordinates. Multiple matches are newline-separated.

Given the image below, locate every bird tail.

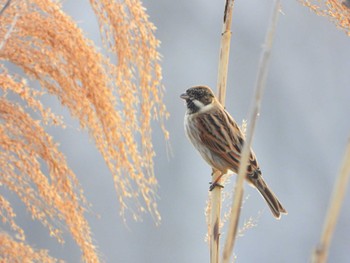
left=252, top=176, right=287, bottom=219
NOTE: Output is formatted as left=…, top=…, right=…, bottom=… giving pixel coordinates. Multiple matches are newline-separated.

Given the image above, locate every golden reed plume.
left=0, top=233, right=57, bottom=263
left=301, top=0, right=350, bottom=35
left=0, top=0, right=168, bottom=261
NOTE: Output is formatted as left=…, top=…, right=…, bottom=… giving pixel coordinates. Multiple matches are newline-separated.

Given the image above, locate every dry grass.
left=0, top=71, right=97, bottom=262
left=300, top=0, right=350, bottom=34
left=0, top=0, right=167, bottom=261
left=221, top=1, right=281, bottom=262
left=206, top=1, right=279, bottom=262
left=311, top=138, right=350, bottom=263
left=0, top=233, right=58, bottom=263
left=299, top=1, right=350, bottom=261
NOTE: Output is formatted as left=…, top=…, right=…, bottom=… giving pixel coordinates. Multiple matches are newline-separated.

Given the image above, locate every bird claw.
left=209, top=181, right=224, bottom=191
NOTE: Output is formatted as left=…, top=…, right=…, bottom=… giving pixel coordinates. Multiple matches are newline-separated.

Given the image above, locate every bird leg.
left=209, top=171, right=224, bottom=191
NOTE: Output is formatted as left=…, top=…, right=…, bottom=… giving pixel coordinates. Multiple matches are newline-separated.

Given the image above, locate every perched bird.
left=180, top=85, right=287, bottom=219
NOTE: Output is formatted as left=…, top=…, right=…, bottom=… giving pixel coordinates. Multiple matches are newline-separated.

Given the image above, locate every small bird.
left=180, top=85, right=287, bottom=219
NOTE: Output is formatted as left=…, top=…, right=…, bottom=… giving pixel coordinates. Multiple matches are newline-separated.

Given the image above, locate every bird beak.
left=180, top=92, right=190, bottom=100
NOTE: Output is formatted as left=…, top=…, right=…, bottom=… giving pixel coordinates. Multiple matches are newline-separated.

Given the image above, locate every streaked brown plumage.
left=180, top=85, right=287, bottom=219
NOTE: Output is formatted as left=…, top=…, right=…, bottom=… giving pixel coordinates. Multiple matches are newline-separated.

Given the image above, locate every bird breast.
left=184, top=113, right=229, bottom=172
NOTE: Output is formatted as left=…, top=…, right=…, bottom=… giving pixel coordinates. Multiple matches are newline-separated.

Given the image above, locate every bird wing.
left=197, top=107, right=258, bottom=173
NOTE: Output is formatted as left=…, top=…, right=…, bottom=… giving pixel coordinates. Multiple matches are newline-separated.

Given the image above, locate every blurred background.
left=13, top=0, right=350, bottom=262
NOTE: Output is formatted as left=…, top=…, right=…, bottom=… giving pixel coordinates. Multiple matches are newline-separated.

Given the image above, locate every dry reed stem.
left=222, top=1, right=281, bottom=262
left=216, top=0, right=235, bottom=104
left=300, top=0, right=350, bottom=35
left=209, top=170, right=223, bottom=263
left=209, top=1, right=235, bottom=263
left=311, top=137, right=350, bottom=263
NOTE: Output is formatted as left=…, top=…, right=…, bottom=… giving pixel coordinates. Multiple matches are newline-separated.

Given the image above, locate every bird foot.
left=209, top=181, right=224, bottom=191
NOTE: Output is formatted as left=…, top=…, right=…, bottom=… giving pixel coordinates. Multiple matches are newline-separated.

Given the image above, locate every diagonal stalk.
left=312, top=137, right=350, bottom=263
left=221, top=1, right=281, bottom=262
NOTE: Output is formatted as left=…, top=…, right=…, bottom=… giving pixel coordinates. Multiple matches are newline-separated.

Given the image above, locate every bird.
left=180, top=85, right=287, bottom=219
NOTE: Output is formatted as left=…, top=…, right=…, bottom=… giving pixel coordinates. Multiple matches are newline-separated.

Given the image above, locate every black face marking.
left=186, top=99, right=199, bottom=113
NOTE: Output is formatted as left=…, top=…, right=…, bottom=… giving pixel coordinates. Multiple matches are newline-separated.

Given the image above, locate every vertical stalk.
left=210, top=1, right=235, bottom=263
left=221, top=1, right=281, bottom=262
left=210, top=170, right=223, bottom=263
left=216, top=0, right=235, bottom=104
left=312, top=138, right=350, bottom=263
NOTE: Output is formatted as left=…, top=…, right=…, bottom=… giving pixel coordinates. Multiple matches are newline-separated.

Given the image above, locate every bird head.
left=180, top=86, right=216, bottom=114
